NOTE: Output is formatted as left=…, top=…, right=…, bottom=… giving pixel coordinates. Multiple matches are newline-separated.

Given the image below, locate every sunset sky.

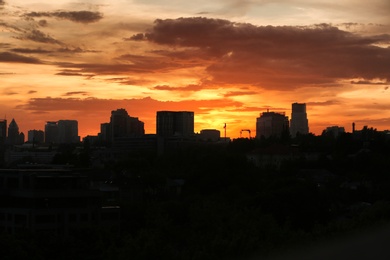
left=1, top=0, right=390, bottom=139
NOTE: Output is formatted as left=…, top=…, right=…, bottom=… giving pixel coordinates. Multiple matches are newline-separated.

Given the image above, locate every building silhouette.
left=0, top=119, right=7, bottom=147
left=27, top=130, right=44, bottom=144
left=99, top=122, right=111, bottom=144
left=156, top=111, right=194, bottom=137
left=110, top=109, right=144, bottom=141
left=290, top=102, right=309, bottom=137
left=58, top=120, right=79, bottom=144
left=199, top=129, right=220, bottom=142
left=256, top=111, right=289, bottom=139
left=322, top=126, right=345, bottom=138
left=44, top=121, right=59, bottom=144
left=7, top=119, right=24, bottom=145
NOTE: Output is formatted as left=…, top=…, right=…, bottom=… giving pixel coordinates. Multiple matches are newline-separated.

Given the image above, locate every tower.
left=290, top=103, right=309, bottom=138
left=7, top=118, right=24, bottom=145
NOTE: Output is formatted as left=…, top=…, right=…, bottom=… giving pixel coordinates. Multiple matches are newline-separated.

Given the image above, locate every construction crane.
left=240, top=129, right=251, bottom=138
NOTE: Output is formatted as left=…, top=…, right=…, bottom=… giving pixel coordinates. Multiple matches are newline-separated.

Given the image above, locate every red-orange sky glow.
left=1, top=0, right=390, bottom=139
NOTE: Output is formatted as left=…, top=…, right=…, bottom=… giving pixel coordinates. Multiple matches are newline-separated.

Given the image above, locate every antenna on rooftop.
left=223, top=123, right=226, bottom=140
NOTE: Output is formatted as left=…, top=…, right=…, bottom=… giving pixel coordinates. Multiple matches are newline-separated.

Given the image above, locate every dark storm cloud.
left=0, top=52, right=42, bottom=64
left=25, top=11, right=103, bottom=24
left=136, top=17, right=390, bottom=89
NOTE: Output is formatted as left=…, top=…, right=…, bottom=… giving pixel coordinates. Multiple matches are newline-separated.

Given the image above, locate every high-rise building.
left=110, top=108, right=144, bottom=142
left=0, top=119, right=7, bottom=147
left=156, top=111, right=194, bottom=137
left=99, top=123, right=111, bottom=143
left=256, top=111, right=289, bottom=139
left=290, top=103, right=309, bottom=138
left=7, top=118, right=24, bottom=145
left=58, top=120, right=79, bottom=144
left=45, top=121, right=59, bottom=144
left=27, top=130, right=45, bottom=144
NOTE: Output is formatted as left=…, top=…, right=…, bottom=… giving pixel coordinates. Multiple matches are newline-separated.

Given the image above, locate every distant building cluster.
left=255, top=103, right=309, bottom=139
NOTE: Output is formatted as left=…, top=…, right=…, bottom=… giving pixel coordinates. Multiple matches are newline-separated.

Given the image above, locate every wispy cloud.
left=0, top=52, right=42, bottom=64
left=24, top=11, right=103, bottom=24
left=17, top=29, right=62, bottom=45
left=62, top=91, right=90, bottom=96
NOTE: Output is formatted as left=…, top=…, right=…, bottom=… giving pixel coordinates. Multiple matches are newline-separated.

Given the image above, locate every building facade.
left=58, top=120, right=79, bottom=144
left=110, top=108, right=144, bottom=141
left=45, top=121, right=59, bottom=144
left=290, top=103, right=309, bottom=138
left=28, top=130, right=45, bottom=144
left=156, top=111, right=194, bottom=137
left=0, top=119, right=6, bottom=147
left=256, top=111, right=289, bottom=139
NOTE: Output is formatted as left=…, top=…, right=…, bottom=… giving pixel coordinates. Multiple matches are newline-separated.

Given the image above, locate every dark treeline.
left=2, top=131, right=390, bottom=259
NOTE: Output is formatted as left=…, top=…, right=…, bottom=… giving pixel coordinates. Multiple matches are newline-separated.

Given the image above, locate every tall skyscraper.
left=58, top=120, right=79, bottom=144
left=45, top=121, right=59, bottom=144
left=156, top=111, right=194, bottom=137
left=256, top=111, right=289, bottom=139
left=290, top=103, right=309, bottom=138
left=7, top=118, right=24, bottom=145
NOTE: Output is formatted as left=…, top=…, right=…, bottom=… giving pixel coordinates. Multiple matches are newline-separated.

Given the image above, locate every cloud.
left=12, top=48, right=51, bottom=54
left=138, top=17, right=390, bottom=90
left=223, top=91, right=258, bottom=97
left=38, top=20, right=48, bottom=27
left=0, top=52, right=42, bottom=64
left=3, top=90, right=18, bottom=95
left=153, top=84, right=204, bottom=92
left=306, top=100, right=340, bottom=106
left=18, top=96, right=242, bottom=115
left=18, top=29, right=62, bottom=45
left=28, top=90, right=37, bottom=94
left=351, top=80, right=388, bottom=85
left=62, top=91, right=90, bottom=96
left=25, top=11, right=103, bottom=24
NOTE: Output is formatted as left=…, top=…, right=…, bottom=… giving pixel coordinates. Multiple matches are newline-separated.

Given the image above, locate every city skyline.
left=1, top=0, right=390, bottom=138
left=1, top=105, right=387, bottom=142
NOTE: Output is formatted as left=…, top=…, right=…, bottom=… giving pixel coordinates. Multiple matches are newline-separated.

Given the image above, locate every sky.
left=1, top=0, right=390, bottom=139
